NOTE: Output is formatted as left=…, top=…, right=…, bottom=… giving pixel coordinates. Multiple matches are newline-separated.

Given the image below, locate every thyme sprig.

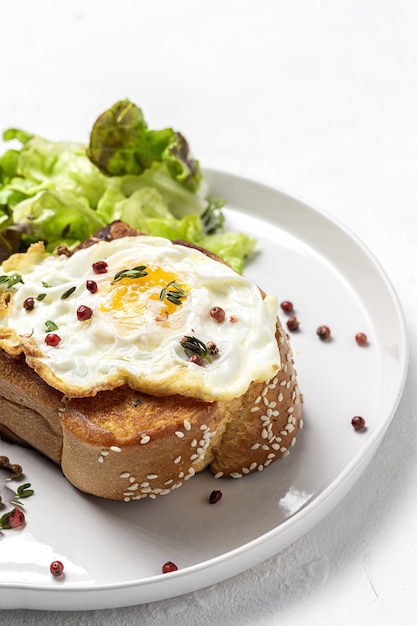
left=180, top=335, right=212, bottom=362
left=45, top=320, right=58, bottom=332
left=10, top=482, right=35, bottom=507
left=159, top=281, right=187, bottom=306
left=61, top=286, right=76, bottom=300
left=0, top=273, right=23, bottom=289
left=111, top=265, right=148, bottom=284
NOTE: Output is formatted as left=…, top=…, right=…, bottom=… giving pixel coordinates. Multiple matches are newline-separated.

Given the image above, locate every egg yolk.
left=101, top=265, right=189, bottom=323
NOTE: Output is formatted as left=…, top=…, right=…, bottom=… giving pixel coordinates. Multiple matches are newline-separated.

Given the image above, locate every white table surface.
left=1, top=1, right=416, bottom=624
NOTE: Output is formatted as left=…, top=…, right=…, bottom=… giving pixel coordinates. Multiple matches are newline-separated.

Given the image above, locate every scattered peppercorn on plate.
left=0, top=170, right=408, bottom=611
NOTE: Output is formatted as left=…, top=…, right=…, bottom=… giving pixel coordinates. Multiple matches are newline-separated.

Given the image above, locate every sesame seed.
left=261, top=386, right=269, bottom=397
left=264, top=459, right=272, bottom=467
left=141, top=486, right=152, bottom=493
left=288, top=407, right=294, bottom=413
left=124, top=497, right=131, bottom=503
left=299, top=419, right=304, bottom=429
left=146, top=474, right=158, bottom=480
left=160, top=489, right=171, bottom=496
left=267, top=453, right=275, bottom=459
left=250, top=406, right=260, bottom=413
left=214, top=471, right=224, bottom=478
left=101, top=450, right=109, bottom=456
left=190, top=453, right=199, bottom=460
left=278, top=392, right=283, bottom=402
left=98, top=456, right=104, bottom=463
left=149, top=494, right=157, bottom=499
left=251, top=443, right=260, bottom=450
left=272, top=443, right=281, bottom=450
left=280, top=380, right=287, bottom=387
left=257, top=465, right=264, bottom=472
left=178, top=472, right=184, bottom=479
left=242, top=467, right=250, bottom=474
left=110, top=446, right=121, bottom=452
left=183, top=419, right=191, bottom=431
left=120, top=472, right=130, bottom=479
left=200, top=424, right=208, bottom=431
left=140, top=481, right=149, bottom=487
left=280, top=447, right=288, bottom=453
left=175, top=431, right=184, bottom=438
left=127, top=483, right=139, bottom=491
left=291, top=437, right=297, bottom=447
left=262, top=444, right=270, bottom=450
left=164, top=479, right=174, bottom=485
left=191, top=439, right=197, bottom=447
left=230, top=472, right=242, bottom=478
left=261, top=428, right=269, bottom=439
left=174, top=456, right=181, bottom=464
left=197, top=448, right=204, bottom=455
left=129, top=476, right=136, bottom=483
left=254, top=395, right=262, bottom=404
left=140, top=435, right=150, bottom=444
left=249, top=462, right=257, bottom=471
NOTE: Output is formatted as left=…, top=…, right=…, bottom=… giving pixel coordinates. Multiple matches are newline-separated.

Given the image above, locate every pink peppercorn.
left=355, top=332, right=368, bottom=346
left=45, top=333, right=61, bottom=347
left=210, top=307, right=225, bottom=322
left=287, top=316, right=299, bottom=331
left=280, top=300, right=294, bottom=313
left=23, top=297, right=35, bottom=311
left=351, top=416, right=366, bottom=431
left=86, top=280, right=98, bottom=293
left=50, top=560, right=64, bottom=577
left=92, top=260, right=108, bottom=274
left=209, top=489, right=223, bottom=504
left=317, top=325, right=331, bottom=341
left=162, top=561, right=178, bottom=573
left=77, top=305, right=93, bottom=321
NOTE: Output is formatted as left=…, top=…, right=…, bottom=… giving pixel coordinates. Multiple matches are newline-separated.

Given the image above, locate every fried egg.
left=0, top=236, right=280, bottom=401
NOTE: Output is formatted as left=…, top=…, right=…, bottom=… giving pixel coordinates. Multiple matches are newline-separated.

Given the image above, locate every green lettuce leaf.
left=0, top=100, right=256, bottom=270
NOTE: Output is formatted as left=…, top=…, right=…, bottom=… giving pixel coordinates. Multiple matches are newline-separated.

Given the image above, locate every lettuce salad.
left=0, top=100, right=255, bottom=272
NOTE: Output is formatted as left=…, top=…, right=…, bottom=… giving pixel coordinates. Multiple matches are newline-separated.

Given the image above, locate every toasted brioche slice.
left=0, top=318, right=302, bottom=500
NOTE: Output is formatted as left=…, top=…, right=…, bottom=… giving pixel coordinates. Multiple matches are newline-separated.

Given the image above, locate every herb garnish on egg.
left=159, top=281, right=187, bottom=306
left=0, top=273, right=23, bottom=288
left=111, top=265, right=148, bottom=284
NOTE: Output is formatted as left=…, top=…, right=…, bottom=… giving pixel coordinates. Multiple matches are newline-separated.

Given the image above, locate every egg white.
left=0, top=236, right=280, bottom=401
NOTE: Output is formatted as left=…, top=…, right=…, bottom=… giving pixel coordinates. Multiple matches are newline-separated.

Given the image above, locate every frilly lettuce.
left=0, top=100, right=255, bottom=271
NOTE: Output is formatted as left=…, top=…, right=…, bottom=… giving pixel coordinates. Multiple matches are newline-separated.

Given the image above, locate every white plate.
left=0, top=170, right=408, bottom=610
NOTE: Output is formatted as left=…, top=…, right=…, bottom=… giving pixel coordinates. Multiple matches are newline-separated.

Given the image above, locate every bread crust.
left=0, top=223, right=303, bottom=500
